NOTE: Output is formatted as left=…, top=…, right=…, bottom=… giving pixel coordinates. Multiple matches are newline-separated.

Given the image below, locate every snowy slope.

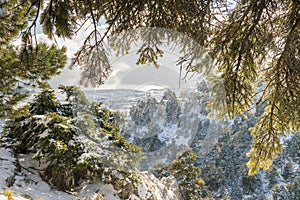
left=0, top=147, right=182, bottom=200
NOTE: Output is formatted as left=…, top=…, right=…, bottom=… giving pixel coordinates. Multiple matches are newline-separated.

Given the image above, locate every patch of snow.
left=128, top=194, right=140, bottom=199
left=0, top=120, right=4, bottom=134
left=158, top=124, right=178, bottom=145
left=0, top=148, right=16, bottom=188
left=137, top=171, right=181, bottom=200
left=260, top=171, right=272, bottom=198
left=79, top=183, right=120, bottom=200
left=0, top=194, right=28, bottom=200
left=137, top=184, right=150, bottom=199
left=280, top=133, right=295, bottom=144
left=175, top=135, right=191, bottom=146
left=38, top=129, right=49, bottom=138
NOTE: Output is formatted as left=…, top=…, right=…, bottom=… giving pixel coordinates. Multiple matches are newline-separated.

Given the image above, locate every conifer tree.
left=3, top=86, right=142, bottom=192
left=267, top=165, right=279, bottom=189
left=162, top=89, right=181, bottom=125
left=169, top=149, right=214, bottom=200
left=287, top=177, right=300, bottom=200
left=30, top=84, right=59, bottom=115
left=282, top=158, right=294, bottom=181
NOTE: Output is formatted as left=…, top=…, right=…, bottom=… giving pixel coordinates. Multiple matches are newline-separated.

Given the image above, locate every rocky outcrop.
left=130, top=171, right=182, bottom=200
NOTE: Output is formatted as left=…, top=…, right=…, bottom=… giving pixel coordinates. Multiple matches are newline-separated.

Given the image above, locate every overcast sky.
left=13, top=23, right=209, bottom=92
left=49, top=50, right=199, bottom=91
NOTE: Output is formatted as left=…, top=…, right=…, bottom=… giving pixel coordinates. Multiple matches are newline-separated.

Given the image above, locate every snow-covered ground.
left=0, top=148, right=122, bottom=200
left=0, top=115, right=121, bottom=200
left=0, top=88, right=184, bottom=200
left=0, top=146, right=182, bottom=200
left=1, top=111, right=181, bottom=199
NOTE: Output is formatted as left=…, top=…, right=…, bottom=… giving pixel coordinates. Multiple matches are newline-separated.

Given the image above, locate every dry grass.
left=3, top=190, right=14, bottom=200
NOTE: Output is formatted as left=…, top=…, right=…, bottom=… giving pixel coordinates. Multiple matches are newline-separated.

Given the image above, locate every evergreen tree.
left=282, top=158, right=294, bottom=181
left=272, top=177, right=300, bottom=200
left=201, top=162, right=224, bottom=192
left=161, top=89, right=181, bottom=125
left=272, top=184, right=289, bottom=200
left=287, top=177, right=300, bottom=200
left=169, top=149, right=214, bottom=200
left=129, top=97, right=158, bottom=126
left=267, top=165, right=279, bottom=190
left=58, top=85, right=91, bottom=117
left=240, top=164, right=261, bottom=195
left=2, top=86, right=142, bottom=193
left=30, top=84, right=59, bottom=115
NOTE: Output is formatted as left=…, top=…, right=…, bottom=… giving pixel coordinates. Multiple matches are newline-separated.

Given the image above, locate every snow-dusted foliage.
left=1, top=85, right=142, bottom=197
left=196, top=111, right=300, bottom=200
left=162, top=90, right=181, bottom=125
left=1, top=84, right=299, bottom=200
left=121, top=85, right=300, bottom=200
left=124, top=82, right=223, bottom=170
left=169, top=149, right=214, bottom=200
left=0, top=147, right=182, bottom=200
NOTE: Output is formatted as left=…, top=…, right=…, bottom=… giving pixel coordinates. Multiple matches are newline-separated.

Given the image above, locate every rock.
left=161, top=176, right=182, bottom=200
left=135, top=171, right=182, bottom=200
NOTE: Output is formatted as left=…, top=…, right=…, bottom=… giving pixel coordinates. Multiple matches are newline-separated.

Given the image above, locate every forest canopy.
left=0, top=0, right=299, bottom=175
